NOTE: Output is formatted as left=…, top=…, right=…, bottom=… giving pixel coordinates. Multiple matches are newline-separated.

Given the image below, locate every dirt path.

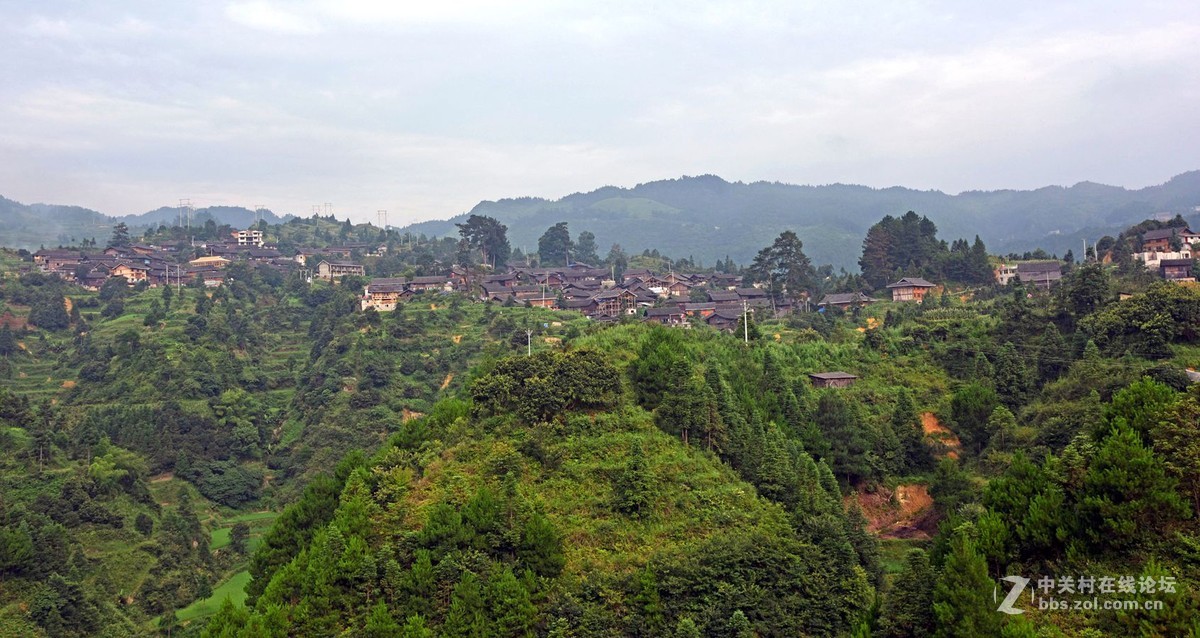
left=921, top=412, right=960, bottom=459
left=440, top=373, right=454, bottom=390
left=150, top=472, right=175, bottom=483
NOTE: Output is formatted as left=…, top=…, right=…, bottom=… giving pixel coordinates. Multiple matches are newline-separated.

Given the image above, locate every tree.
left=991, top=342, right=1031, bottom=411
left=748, top=230, right=814, bottom=299
left=538, top=222, right=573, bottom=266
left=442, top=572, right=487, bottom=637
left=606, top=244, right=628, bottom=280
left=29, top=294, right=70, bottom=331
left=859, top=222, right=896, bottom=289
left=363, top=602, right=401, bottom=638
left=1153, top=398, right=1200, bottom=513
left=950, top=383, right=1000, bottom=455
left=674, top=617, right=701, bottom=638
left=817, top=392, right=872, bottom=483
left=135, top=513, right=155, bottom=537
left=893, top=390, right=933, bottom=472
left=614, top=443, right=654, bottom=517
left=109, top=222, right=132, bottom=249
left=1036, top=323, right=1069, bottom=382
left=1078, top=424, right=1189, bottom=551
left=933, top=531, right=1002, bottom=637
left=455, top=214, right=511, bottom=268
left=230, top=522, right=250, bottom=554
left=845, top=501, right=881, bottom=586
left=0, top=325, right=16, bottom=357
left=575, top=230, right=600, bottom=264
left=878, top=549, right=935, bottom=638
left=1064, top=262, right=1111, bottom=318
left=488, top=567, right=536, bottom=637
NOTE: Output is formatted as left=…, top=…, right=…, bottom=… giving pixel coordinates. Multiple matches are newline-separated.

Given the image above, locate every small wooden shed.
left=809, top=371, right=858, bottom=388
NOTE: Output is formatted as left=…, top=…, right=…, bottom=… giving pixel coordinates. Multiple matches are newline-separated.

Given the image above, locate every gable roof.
left=707, top=290, right=740, bottom=302
left=886, top=277, right=935, bottom=288
left=808, top=371, right=858, bottom=380
left=1142, top=227, right=1196, bottom=242
left=818, top=292, right=872, bottom=306
left=1012, top=260, right=1060, bottom=275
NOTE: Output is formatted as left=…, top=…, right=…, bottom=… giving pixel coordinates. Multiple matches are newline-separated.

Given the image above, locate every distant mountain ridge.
left=402, top=172, right=1200, bottom=270
left=2, top=171, right=1198, bottom=269
left=0, top=198, right=289, bottom=249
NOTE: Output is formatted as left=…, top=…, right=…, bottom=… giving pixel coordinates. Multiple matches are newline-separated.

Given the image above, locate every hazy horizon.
left=3, top=1, right=1197, bottom=224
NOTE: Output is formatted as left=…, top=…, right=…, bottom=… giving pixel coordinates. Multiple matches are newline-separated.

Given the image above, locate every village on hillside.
left=23, top=220, right=1199, bottom=331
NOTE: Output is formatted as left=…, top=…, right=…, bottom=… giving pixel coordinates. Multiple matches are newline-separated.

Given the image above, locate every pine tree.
left=488, top=567, right=536, bottom=637
left=400, top=614, right=434, bottom=638
left=845, top=501, right=882, bottom=586
left=674, top=617, right=701, bottom=638
left=363, top=602, right=401, bottom=638
left=892, top=390, right=933, bottom=472
left=632, top=566, right=665, bottom=637
left=442, top=572, right=487, bottom=638
left=1078, top=424, right=1189, bottom=551
left=992, top=342, right=1031, bottom=411
left=950, top=383, right=999, bottom=456
left=728, top=610, right=754, bottom=638
left=878, top=549, right=935, bottom=638
left=614, top=443, right=654, bottom=517
left=932, top=531, right=1002, bottom=637
left=1036, top=323, right=1069, bottom=382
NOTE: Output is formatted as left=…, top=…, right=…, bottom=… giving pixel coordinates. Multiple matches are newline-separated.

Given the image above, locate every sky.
left=2, top=1, right=1198, bottom=225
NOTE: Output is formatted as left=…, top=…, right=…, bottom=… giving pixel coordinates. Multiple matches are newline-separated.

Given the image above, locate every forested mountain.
left=0, top=198, right=288, bottom=250
left=5, top=171, right=1199, bottom=269
left=403, top=171, right=1200, bottom=270
left=1, top=213, right=1199, bottom=636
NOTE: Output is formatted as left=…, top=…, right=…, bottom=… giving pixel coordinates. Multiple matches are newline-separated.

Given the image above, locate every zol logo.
left=996, top=576, right=1030, bottom=615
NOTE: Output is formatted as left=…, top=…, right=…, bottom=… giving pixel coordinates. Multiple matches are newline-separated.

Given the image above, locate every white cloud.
left=226, top=1, right=322, bottom=34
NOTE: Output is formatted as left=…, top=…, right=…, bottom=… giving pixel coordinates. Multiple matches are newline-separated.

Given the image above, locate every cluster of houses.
left=31, top=222, right=1196, bottom=319
left=31, top=229, right=399, bottom=290
left=1132, top=226, right=1198, bottom=283
left=360, top=263, right=773, bottom=330
left=33, top=232, right=283, bottom=289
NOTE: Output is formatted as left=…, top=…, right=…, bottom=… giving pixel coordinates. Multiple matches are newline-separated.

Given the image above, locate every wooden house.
left=809, top=372, right=858, bottom=388
left=1015, top=262, right=1062, bottom=289
left=315, top=260, right=365, bottom=281
left=1159, top=258, right=1195, bottom=282
left=645, top=306, right=687, bottom=325
left=886, top=277, right=936, bottom=302
left=361, top=278, right=411, bottom=311
left=407, top=275, right=453, bottom=293
left=706, top=309, right=744, bottom=332
left=1141, top=227, right=1200, bottom=253
left=593, top=289, right=638, bottom=316
left=818, top=292, right=872, bottom=310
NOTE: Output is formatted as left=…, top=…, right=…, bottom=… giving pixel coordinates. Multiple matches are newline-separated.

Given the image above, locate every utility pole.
left=526, top=329, right=533, bottom=356
left=743, top=300, right=749, bottom=344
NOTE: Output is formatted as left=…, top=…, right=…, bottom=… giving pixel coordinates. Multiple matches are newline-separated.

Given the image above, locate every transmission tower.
left=377, top=210, right=388, bottom=229
left=177, top=198, right=195, bottom=229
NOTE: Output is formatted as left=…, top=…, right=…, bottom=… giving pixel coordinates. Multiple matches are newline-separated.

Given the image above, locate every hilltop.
left=402, top=171, right=1200, bottom=270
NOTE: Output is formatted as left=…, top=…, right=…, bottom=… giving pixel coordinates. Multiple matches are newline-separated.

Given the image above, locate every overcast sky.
left=2, top=1, right=1197, bottom=225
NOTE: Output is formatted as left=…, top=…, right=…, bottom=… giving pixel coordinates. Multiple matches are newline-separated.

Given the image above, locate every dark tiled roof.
left=819, top=292, right=872, bottom=306
left=809, top=371, right=857, bottom=380
left=886, top=277, right=936, bottom=288
left=1142, top=227, right=1195, bottom=242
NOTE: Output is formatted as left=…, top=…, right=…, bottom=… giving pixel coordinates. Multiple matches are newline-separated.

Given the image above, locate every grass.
left=175, top=569, right=252, bottom=622
left=880, top=538, right=927, bottom=576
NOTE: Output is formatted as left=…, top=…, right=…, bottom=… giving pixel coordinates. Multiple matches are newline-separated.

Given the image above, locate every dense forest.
left=0, top=213, right=1198, bottom=637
